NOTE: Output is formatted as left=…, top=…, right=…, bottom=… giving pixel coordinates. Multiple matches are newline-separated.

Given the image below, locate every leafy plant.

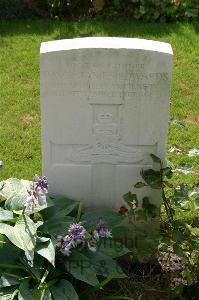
left=121, top=153, right=199, bottom=297
left=0, top=175, right=129, bottom=299
left=0, top=0, right=198, bottom=21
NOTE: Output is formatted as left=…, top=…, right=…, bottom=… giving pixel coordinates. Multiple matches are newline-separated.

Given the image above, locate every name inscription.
left=42, top=62, right=169, bottom=100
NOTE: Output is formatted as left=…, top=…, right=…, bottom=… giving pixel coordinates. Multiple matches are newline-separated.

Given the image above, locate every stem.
left=160, top=161, right=174, bottom=226
left=44, top=278, right=59, bottom=289
left=80, top=274, right=115, bottom=300
left=22, top=206, right=26, bottom=215
left=19, top=259, right=38, bottom=282
left=76, top=200, right=83, bottom=223
left=162, top=189, right=174, bottom=226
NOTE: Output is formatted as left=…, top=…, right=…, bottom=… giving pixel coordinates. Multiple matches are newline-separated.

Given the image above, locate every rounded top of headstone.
left=40, top=37, right=173, bottom=55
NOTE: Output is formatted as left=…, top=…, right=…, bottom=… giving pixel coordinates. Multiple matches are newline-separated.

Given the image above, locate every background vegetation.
left=0, top=0, right=198, bottom=21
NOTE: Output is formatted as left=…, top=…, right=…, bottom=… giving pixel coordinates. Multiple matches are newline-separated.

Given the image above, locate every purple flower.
left=57, top=221, right=112, bottom=257
left=93, top=220, right=112, bottom=240
left=34, top=175, right=48, bottom=206
left=68, top=223, right=86, bottom=244
left=24, top=175, right=48, bottom=211
left=37, top=188, right=47, bottom=206
left=24, top=194, right=35, bottom=210
left=57, top=235, right=73, bottom=256
left=57, top=223, right=86, bottom=256
left=34, top=175, right=48, bottom=190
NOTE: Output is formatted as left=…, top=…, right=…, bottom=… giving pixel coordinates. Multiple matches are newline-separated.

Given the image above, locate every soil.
left=95, top=261, right=199, bottom=300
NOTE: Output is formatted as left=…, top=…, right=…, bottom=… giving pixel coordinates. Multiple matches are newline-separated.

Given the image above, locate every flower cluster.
left=24, top=175, right=48, bottom=210
left=57, top=220, right=112, bottom=256
left=57, top=223, right=86, bottom=256
left=93, top=220, right=112, bottom=240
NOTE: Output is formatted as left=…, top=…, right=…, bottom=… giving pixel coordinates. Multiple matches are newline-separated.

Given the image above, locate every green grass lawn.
left=0, top=20, right=198, bottom=183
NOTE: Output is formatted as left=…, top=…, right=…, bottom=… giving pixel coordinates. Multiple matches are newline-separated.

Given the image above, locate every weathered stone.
left=40, top=37, right=173, bottom=209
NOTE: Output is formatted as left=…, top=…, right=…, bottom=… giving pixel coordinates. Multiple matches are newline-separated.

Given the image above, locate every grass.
left=0, top=19, right=198, bottom=299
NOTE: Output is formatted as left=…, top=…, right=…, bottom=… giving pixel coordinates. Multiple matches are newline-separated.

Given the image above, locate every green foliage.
left=123, top=153, right=199, bottom=296
left=0, top=178, right=33, bottom=211
left=51, top=279, right=78, bottom=300
left=0, top=176, right=129, bottom=299
left=0, top=0, right=25, bottom=20
left=65, top=251, right=100, bottom=286
left=0, top=215, right=38, bottom=263
left=0, top=0, right=198, bottom=21
left=81, top=209, right=124, bottom=228
left=101, top=0, right=199, bottom=21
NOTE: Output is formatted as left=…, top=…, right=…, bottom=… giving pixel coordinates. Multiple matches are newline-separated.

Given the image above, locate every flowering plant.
left=0, top=175, right=129, bottom=299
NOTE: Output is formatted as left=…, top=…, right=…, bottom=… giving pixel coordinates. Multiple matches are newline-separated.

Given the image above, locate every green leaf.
left=172, top=229, right=185, bottom=242
left=162, top=167, right=173, bottom=179
left=134, top=182, right=146, bottom=188
left=111, top=226, right=129, bottom=237
left=35, top=237, right=55, bottom=266
left=0, top=234, right=5, bottom=248
left=0, top=286, right=17, bottom=300
left=30, top=254, right=45, bottom=280
left=65, top=251, right=99, bottom=286
left=135, top=210, right=148, bottom=222
left=0, top=178, right=32, bottom=211
left=51, top=279, right=78, bottom=300
left=41, top=198, right=78, bottom=220
left=81, top=210, right=124, bottom=229
left=84, top=250, right=126, bottom=279
left=133, top=226, right=147, bottom=237
left=171, top=284, right=184, bottom=299
left=39, top=198, right=78, bottom=236
left=39, top=216, right=74, bottom=237
left=32, top=288, right=52, bottom=300
left=0, top=215, right=38, bottom=263
left=142, top=197, right=157, bottom=215
left=97, top=240, right=130, bottom=258
left=123, top=192, right=138, bottom=207
left=0, top=240, right=21, bottom=268
left=0, top=209, right=13, bottom=221
left=0, top=274, right=19, bottom=288
left=141, top=169, right=162, bottom=189
left=18, top=280, right=52, bottom=300
left=158, top=243, right=168, bottom=252
left=173, top=243, right=184, bottom=257
left=164, top=180, right=173, bottom=188
left=145, top=238, right=159, bottom=249
left=18, top=280, right=33, bottom=300
left=150, top=154, right=161, bottom=163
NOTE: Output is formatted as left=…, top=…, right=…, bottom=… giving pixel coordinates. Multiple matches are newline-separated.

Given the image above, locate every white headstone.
left=40, top=37, right=173, bottom=209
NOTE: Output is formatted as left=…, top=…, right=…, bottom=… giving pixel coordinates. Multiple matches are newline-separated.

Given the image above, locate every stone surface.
left=40, top=37, right=173, bottom=209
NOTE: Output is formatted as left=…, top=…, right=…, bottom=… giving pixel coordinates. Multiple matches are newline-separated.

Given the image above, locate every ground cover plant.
left=0, top=20, right=199, bottom=299
left=0, top=175, right=130, bottom=299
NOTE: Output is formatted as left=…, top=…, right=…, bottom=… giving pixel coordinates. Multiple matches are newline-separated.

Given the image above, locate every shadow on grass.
left=0, top=19, right=198, bottom=41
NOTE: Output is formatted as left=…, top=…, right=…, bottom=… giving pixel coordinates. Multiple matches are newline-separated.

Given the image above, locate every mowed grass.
left=0, top=20, right=198, bottom=184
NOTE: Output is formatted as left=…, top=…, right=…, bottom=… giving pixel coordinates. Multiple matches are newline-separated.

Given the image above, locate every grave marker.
left=40, top=37, right=173, bottom=209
